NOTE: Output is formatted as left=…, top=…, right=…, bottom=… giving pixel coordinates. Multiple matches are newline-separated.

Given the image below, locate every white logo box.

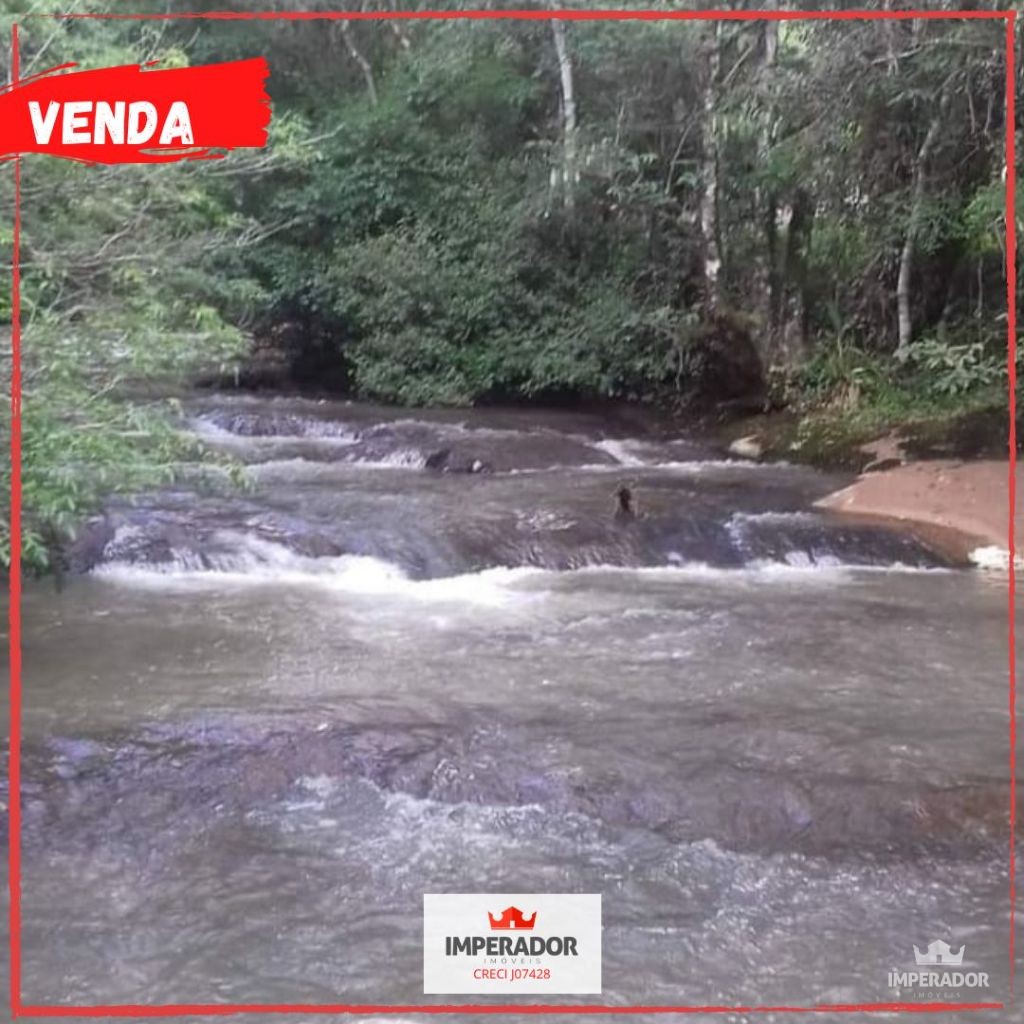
left=423, top=893, right=601, bottom=994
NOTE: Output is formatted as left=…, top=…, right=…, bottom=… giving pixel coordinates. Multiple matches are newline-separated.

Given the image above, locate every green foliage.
left=786, top=327, right=1007, bottom=433
left=905, top=335, right=1004, bottom=398
left=1, top=310, right=247, bottom=572
left=797, top=341, right=885, bottom=405
left=0, top=11, right=263, bottom=571
left=959, top=180, right=1020, bottom=258
left=242, top=22, right=702, bottom=406
left=2, top=2, right=1015, bottom=573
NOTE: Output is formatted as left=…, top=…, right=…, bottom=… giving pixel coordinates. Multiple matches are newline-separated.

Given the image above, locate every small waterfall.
left=73, top=397, right=955, bottom=581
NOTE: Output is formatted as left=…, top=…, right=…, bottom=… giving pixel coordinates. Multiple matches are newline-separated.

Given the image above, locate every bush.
left=905, top=336, right=1003, bottom=398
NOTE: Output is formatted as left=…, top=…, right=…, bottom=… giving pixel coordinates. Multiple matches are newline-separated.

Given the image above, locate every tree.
left=896, top=108, right=943, bottom=358
left=337, top=18, right=378, bottom=106
left=699, top=20, right=722, bottom=311
left=549, top=13, right=578, bottom=214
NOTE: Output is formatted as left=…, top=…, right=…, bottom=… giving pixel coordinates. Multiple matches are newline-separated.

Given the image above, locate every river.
left=6, top=394, right=1016, bottom=1021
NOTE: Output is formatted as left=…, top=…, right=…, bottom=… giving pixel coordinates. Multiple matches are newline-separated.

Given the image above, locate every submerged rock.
left=18, top=714, right=1013, bottom=860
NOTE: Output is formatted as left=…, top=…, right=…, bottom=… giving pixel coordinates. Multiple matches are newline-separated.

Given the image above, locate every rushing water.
left=5, top=395, right=1017, bottom=1021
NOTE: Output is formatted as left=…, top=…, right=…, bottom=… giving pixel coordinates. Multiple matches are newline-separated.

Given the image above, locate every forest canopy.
left=0, top=0, right=1019, bottom=570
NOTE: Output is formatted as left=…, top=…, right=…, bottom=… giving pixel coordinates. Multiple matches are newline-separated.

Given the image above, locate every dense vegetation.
left=0, top=0, right=1019, bottom=569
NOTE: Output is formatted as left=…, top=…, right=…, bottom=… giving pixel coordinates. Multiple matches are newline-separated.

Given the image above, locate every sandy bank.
left=815, top=459, right=1021, bottom=567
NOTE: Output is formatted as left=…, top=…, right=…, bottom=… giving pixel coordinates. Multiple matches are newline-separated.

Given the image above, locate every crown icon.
left=914, top=940, right=965, bottom=966
left=488, top=906, right=536, bottom=930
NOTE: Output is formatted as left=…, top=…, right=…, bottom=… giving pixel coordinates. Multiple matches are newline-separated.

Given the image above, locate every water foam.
left=341, top=448, right=428, bottom=469
left=593, top=438, right=648, bottom=466
left=191, top=414, right=360, bottom=446
left=510, top=458, right=789, bottom=477
left=591, top=437, right=787, bottom=474
left=93, top=523, right=945, bottom=602
left=567, top=561, right=948, bottom=585
left=250, top=449, right=431, bottom=473
left=93, top=533, right=541, bottom=605
left=728, top=511, right=819, bottom=527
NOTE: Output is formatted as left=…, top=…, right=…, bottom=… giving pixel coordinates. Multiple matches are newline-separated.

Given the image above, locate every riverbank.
left=815, top=458, right=1020, bottom=567
left=716, top=400, right=1016, bottom=566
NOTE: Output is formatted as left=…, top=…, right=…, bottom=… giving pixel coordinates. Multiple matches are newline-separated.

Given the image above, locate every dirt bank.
left=815, top=458, right=1020, bottom=566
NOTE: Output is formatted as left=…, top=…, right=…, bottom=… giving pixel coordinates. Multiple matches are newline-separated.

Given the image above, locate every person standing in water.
left=614, top=484, right=638, bottom=522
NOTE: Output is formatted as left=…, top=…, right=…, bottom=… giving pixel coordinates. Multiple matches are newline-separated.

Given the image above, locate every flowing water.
left=5, top=394, right=1017, bottom=1021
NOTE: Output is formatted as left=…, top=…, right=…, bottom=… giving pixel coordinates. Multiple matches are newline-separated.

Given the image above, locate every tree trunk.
left=882, top=0, right=899, bottom=76
left=388, top=22, right=412, bottom=51
left=700, top=22, right=722, bottom=311
left=338, top=20, right=378, bottom=105
left=762, top=0, right=778, bottom=66
left=779, top=189, right=813, bottom=362
left=896, top=115, right=941, bottom=357
left=550, top=15, right=578, bottom=213
left=383, top=0, right=412, bottom=51
left=758, top=2, right=781, bottom=366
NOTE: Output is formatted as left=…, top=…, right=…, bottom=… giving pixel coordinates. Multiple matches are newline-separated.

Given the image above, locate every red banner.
left=0, top=57, right=270, bottom=164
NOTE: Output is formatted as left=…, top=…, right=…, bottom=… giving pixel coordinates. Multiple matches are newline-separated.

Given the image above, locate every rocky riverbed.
left=7, top=393, right=1016, bottom=1018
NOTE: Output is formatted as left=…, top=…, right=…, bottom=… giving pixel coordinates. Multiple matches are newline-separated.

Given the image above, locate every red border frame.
left=5, top=7, right=1017, bottom=1018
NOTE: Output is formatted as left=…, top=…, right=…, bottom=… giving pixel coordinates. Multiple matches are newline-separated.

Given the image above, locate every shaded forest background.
left=0, top=0, right=1019, bottom=569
